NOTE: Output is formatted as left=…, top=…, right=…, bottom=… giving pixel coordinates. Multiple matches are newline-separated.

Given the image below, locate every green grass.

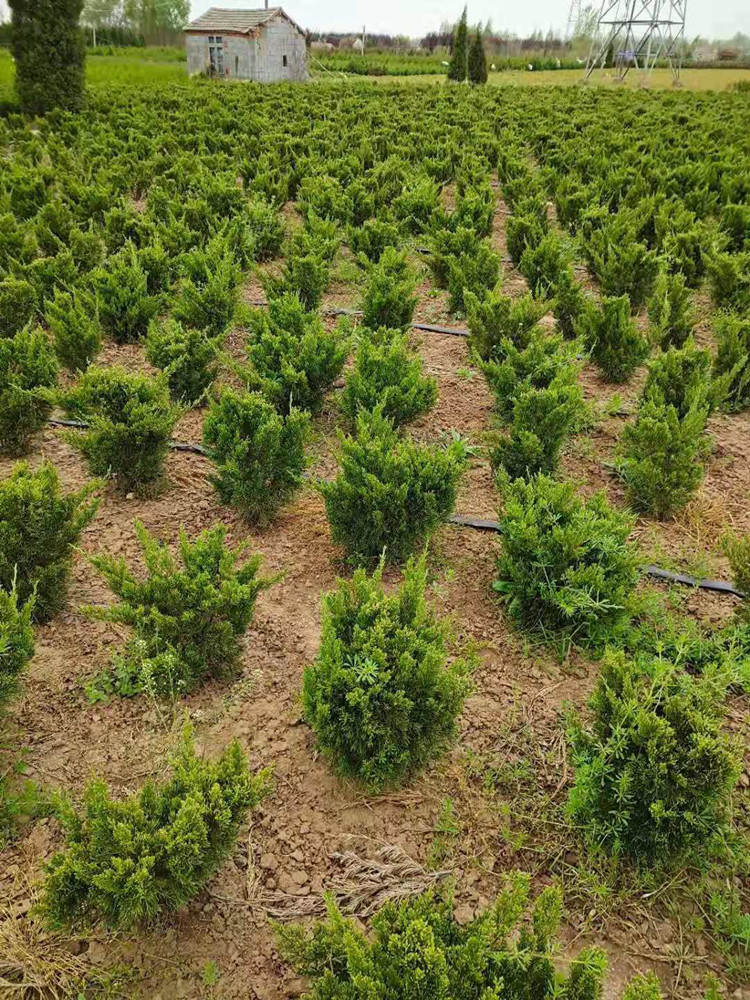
left=1, top=47, right=747, bottom=98
left=0, top=48, right=186, bottom=96
left=366, top=66, right=750, bottom=90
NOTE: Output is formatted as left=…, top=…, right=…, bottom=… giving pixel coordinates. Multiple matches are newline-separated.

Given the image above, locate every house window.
left=283, top=54, right=288, bottom=67
left=235, top=55, right=239, bottom=75
left=208, top=35, right=224, bottom=75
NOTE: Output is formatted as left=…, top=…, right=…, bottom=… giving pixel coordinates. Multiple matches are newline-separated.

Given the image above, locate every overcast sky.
left=187, top=0, right=749, bottom=42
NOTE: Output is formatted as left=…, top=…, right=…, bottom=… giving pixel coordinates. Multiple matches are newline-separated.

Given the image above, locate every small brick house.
left=184, top=7, right=308, bottom=82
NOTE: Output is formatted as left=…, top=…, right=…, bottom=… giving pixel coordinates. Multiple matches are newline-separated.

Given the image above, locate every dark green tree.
left=468, top=28, right=488, bottom=84
left=9, top=0, right=86, bottom=113
left=447, top=7, right=468, bottom=81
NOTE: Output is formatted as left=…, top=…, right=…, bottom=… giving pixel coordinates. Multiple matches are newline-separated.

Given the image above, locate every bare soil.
left=1, top=192, right=748, bottom=1000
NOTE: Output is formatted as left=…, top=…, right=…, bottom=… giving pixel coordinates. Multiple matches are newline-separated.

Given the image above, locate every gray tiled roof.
left=184, top=7, right=284, bottom=33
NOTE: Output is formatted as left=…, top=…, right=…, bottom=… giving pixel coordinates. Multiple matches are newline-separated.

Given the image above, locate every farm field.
left=2, top=48, right=750, bottom=91
left=0, top=71, right=749, bottom=1000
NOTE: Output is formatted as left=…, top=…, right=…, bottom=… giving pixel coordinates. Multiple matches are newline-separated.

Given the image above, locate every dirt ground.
left=1, top=188, right=749, bottom=1000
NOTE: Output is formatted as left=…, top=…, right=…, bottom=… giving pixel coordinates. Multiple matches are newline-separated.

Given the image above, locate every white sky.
left=0, top=0, right=746, bottom=40
left=194, top=1, right=750, bottom=41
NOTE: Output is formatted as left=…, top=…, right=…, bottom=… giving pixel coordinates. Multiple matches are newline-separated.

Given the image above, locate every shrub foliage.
left=0, top=461, right=99, bottom=622
left=203, top=388, right=309, bottom=526
left=86, top=522, right=275, bottom=696
left=494, top=475, right=639, bottom=644
left=41, top=726, right=271, bottom=929
left=302, top=554, right=472, bottom=791
left=0, top=325, right=58, bottom=455
left=320, top=409, right=467, bottom=565
left=0, top=584, right=35, bottom=708
left=10, top=0, right=85, bottom=113
left=62, top=366, right=181, bottom=492
left=341, top=331, right=437, bottom=428
left=278, top=877, right=609, bottom=1000
left=568, top=652, right=739, bottom=861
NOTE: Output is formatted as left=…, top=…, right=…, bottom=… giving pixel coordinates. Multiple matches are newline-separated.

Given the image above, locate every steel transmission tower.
left=584, top=0, right=687, bottom=83
left=566, top=0, right=583, bottom=41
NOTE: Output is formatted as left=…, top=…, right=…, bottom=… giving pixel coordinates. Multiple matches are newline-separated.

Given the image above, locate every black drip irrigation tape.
left=448, top=515, right=747, bottom=599
left=45, top=435, right=743, bottom=600
left=48, top=418, right=208, bottom=455
left=413, top=322, right=469, bottom=338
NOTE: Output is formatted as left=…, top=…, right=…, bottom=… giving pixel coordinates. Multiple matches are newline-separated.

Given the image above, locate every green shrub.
left=713, top=313, right=750, bottom=412
left=479, top=328, right=581, bottom=421
left=9, top=0, right=85, bottom=114
left=341, top=332, right=437, bottom=428
left=0, top=277, right=37, bottom=339
left=518, top=231, right=569, bottom=299
left=621, top=974, right=665, bottom=1000
left=240, top=196, right=285, bottom=260
left=641, top=344, right=724, bottom=418
left=145, top=319, right=222, bottom=405
left=278, top=877, right=608, bottom=1000
left=585, top=227, right=659, bottom=309
left=494, top=475, right=638, bottom=645
left=349, top=217, right=401, bottom=263
left=446, top=239, right=501, bottom=313
left=93, top=243, right=160, bottom=344
left=203, top=388, right=309, bottom=526
left=62, top=367, right=181, bottom=493
left=506, top=212, right=547, bottom=267
left=69, top=225, right=105, bottom=273
left=302, top=554, right=472, bottom=791
left=447, top=6, right=468, bottom=80
left=428, top=226, right=484, bottom=289
left=361, top=247, right=418, bottom=331
left=722, top=532, right=750, bottom=605
left=465, top=287, right=547, bottom=361
left=0, top=325, right=58, bottom=455
left=298, top=175, right=351, bottom=224
left=468, top=29, right=488, bottom=84
left=264, top=232, right=332, bottom=312
left=41, top=725, right=271, bottom=930
left=392, top=175, right=441, bottom=234
left=719, top=203, right=750, bottom=254
left=647, top=270, right=695, bottom=349
left=489, top=381, right=583, bottom=480
left=620, top=401, right=710, bottom=519
left=552, top=268, right=588, bottom=340
left=707, top=251, right=750, bottom=313
left=320, top=408, right=467, bottom=565
left=86, top=522, right=275, bottom=696
left=568, top=651, right=739, bottom=861
left=0, top=584, right=34, bottom=708
left=243, top=294, right=348, bottom=415
left=576, top=296, right=649, bottom=383
left=173, top=248, right=240, bottom=337
left=45, top=287, right=102, bottom=373
left=0, top=461, right=99, bottom=623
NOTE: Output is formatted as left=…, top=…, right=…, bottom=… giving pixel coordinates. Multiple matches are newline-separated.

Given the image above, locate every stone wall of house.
left=185, top=15, right=308, bottom=82
left=250, top=15, right=309, bottom=82
left=185, top=34, right=252, bottom=77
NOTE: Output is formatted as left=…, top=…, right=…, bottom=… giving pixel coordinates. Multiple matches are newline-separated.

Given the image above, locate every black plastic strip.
left=412, top=323, right=469, bottom=338
left=641, top=566, right=746, bottom=599
left=49, top=419, right=207, bottom=455
left=448, top=516, right=746, bottom=599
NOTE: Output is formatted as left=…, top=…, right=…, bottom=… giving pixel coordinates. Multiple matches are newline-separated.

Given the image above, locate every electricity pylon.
left=584, top=0, right=687, bottom=83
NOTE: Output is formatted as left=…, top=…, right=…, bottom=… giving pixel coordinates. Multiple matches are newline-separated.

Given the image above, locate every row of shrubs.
left=487, top=146, right=750, bottom=523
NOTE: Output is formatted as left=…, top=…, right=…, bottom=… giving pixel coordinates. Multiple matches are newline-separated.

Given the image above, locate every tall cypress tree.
left=447, top=7, right=468, bottom=82
left=9, top=0, right=86, bottom=113
left=468, top=29, right=488, bottom=84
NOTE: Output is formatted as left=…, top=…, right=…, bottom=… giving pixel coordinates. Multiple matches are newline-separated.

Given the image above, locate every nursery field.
left=1, top=76, right=750, bottom=1000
